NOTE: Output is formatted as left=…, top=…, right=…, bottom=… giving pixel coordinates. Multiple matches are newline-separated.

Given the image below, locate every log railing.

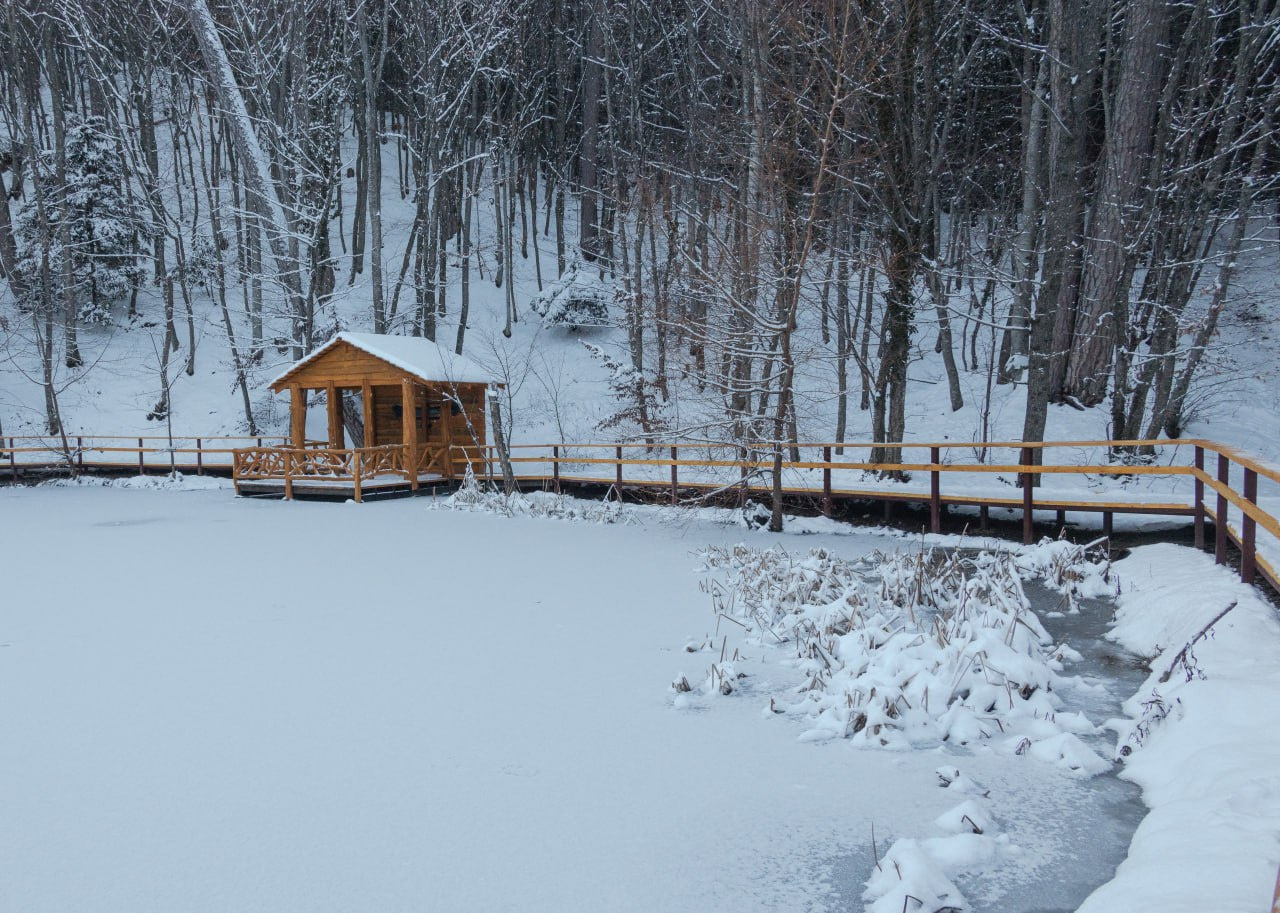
left=232, top=443, right=416, bottom=502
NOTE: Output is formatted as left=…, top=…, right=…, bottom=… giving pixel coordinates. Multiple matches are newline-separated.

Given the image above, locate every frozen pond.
left=1, top=484, right=1156, bottom=913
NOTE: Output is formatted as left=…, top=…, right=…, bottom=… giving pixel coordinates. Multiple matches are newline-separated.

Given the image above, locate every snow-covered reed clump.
left=1012, top=535, right=1117, bottom=607
left=682, top=542, right=1109, bottom=775
left=436, top=469, right=635, bottom=525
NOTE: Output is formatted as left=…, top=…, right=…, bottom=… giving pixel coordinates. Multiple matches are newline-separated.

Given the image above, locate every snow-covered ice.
left=1, top=484, right=1277, bottom=912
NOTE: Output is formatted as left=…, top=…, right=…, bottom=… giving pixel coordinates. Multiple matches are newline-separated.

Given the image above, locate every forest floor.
left=2, top=480, right=1277, bottom=912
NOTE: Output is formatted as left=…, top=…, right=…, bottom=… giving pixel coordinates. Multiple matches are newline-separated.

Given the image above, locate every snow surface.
left=271, top=331, right=495, bottom=389
left=0, top=483, right=1193, bottom=913
left=1077, top=544, right=1280, bottom=913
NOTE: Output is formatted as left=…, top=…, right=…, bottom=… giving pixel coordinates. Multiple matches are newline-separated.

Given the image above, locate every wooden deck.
left=236, top=472, right=448, bottom=500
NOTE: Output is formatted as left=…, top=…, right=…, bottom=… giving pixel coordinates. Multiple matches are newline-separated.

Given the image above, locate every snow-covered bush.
left=683, top=543, right=1109, bottom=775
left=528, top=261, right=614, bottom=329
left=1013, top=535, right=1116, bottom=607
left=863, top=769, right=1015, bottom=913
left=435, top=468, right=635, bottom=525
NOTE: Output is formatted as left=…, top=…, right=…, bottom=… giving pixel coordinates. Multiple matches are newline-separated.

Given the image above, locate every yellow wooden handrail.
left=5, top=433, right=1278, bottom=592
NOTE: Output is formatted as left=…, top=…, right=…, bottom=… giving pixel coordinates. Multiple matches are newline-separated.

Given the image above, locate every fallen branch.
left=1158, top=601, right=1237, bottom=684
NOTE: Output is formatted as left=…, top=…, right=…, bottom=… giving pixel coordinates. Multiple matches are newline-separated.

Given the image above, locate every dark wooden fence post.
left=1193, top=445, right=1205, bottom=549
left=1216, top=454, right=1229, bottom=564
left=138, top=437, right=145, bottom=475
left=930, top=446, right=941, bottom=534
left=8, top=437, right=15, bottom=478
left=552, top=445, right=561, bottom=494
left=615, top=445, right=623, bottom=501
left=76, top=436, right=84, bottom=471
left=739, top=446, right=748, bottom=507
left=196, top=438, right=204, bottom=475
left=670, top=446, right=678, bottom=505
left=822, top=446, right=832, bottom=517
left=1021, top=446, right=1034, bottom=544
left=1242, top=467, right=1257, bottom=584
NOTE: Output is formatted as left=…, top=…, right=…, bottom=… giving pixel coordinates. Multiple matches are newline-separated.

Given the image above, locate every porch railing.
left=233, top=443, right=421, bottom=501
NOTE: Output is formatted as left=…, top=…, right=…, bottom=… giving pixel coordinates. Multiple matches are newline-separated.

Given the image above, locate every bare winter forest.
left=0, top=0, right=1277, bottom=464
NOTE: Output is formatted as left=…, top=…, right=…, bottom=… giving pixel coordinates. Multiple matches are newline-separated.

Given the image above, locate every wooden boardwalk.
left=3, top=434, right=1278, bottom=594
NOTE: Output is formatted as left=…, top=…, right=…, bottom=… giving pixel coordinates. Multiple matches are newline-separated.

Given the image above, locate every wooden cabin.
left=233, top=332, right=494, bottom=499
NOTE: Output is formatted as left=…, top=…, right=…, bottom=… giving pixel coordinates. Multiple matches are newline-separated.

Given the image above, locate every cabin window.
left=392, top=405, right=403, bottom=419
left=428, top=405, right=442, bottom=420
left=451, top=402, right=462, bottom=416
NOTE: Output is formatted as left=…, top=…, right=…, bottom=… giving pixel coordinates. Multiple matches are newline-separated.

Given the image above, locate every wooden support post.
left=439, top=387, right=454, bottom=480
left=929, top=446, right=941, bottom=534
left=883, top=499, right=893, bottom=522
left=670, top=446, right=678, bottom=505
left=402, top=379, right=418, bottom=490
left=1242, top=468, right=1257, bottom=585
left=290, top=385, right=306, bottom=448
left=327, top=382, right=342, bottom=448
left=979, top=504, right=989, bottom=531
left=552, top=445, right=561, bottom=494
left=352, top=451, right=363, bottom=503
left=1216, top=453, right=1229, bottom=565
left=138, top=437, right=145, bottom=475
left=615, top=445, right=623, bottom=501
left=196, top=438, right=204, bottom=475
left=822, top=446, right=832, bottom=518
left=1021, top=446, right=1034, bottom=545
left=361, top=381, right=374, bottom=451
left=76, top=436, right=83, bottom=471
left=739, top=446, right=748, bottom=507
left=1103, top=512, right=1113, bottom=539
left=1056, top=509, right=1067, bottom=529
left=8, top=437, right=16, bottom=478
left=283, top=448, right=294, bottom=501
left=1193, top=446, right=1205, bottom=549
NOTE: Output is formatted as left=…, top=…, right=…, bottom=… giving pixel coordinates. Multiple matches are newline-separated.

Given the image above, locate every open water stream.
left=821, top=579, right=1151, bottom=913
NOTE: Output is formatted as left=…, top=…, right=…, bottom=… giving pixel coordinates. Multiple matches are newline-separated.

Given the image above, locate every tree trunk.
left=1064, top=0, right=1168, bottom=406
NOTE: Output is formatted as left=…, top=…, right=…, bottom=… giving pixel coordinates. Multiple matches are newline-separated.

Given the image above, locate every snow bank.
left=1076, top=544, right=1280, bottom=913
left=43, top=473, right=229, bottom=492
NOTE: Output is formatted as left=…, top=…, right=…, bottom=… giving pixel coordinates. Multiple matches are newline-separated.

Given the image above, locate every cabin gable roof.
left=269, top=332, right=494, bottom=392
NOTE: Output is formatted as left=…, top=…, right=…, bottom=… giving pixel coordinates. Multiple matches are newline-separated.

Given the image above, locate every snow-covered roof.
left=270, top=332, right=494, bottom=389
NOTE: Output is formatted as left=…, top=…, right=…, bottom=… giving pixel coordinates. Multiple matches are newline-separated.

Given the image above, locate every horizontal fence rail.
left=449, top=438, right=1280, bottom=593
left=4, top=435, right=1279, bottom=593
left=0, top=435, right=288, bottom=477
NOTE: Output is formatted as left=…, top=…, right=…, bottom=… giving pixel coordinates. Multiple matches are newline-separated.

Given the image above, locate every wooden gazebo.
left=233, top=332, right=493, bottom=499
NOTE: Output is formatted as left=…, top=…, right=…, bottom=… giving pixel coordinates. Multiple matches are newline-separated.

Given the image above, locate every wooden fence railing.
left=450, top=438, right=1280, bottom=592
left=0, top=435, right=288, bottom=476
left=4, top=434, right=1278, bottom=593
left=232, top=443, right=415, bottom=502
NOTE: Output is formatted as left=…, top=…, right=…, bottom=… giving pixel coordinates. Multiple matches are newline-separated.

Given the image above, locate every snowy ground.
left=2, top=483, right=1277, bottom=913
